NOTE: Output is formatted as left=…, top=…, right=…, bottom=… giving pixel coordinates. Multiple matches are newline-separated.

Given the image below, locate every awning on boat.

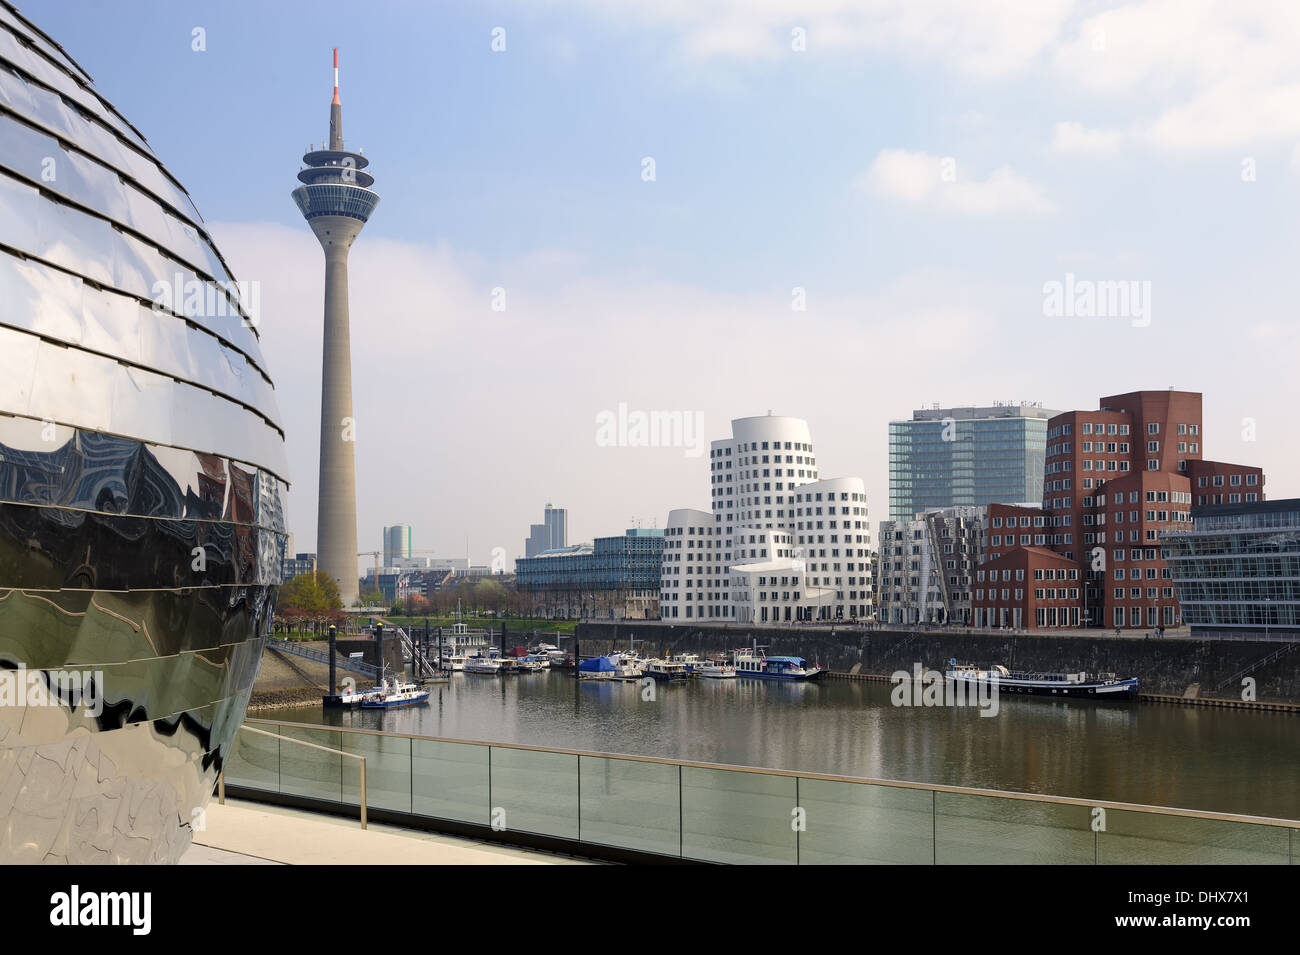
left=578, top=656, right=616, bottom=673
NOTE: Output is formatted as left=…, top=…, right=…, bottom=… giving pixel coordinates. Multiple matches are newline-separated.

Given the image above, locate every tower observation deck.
left=291, top=49, right=379, bottom=223
left=293, top=48, right=377, bottom=606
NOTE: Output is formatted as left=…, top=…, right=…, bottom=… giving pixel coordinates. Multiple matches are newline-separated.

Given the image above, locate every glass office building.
left=889, top=405, right=1054, bottom=521
left=516, top=529, right=664, bottom=618
left=0, top=4, right=288, bottom=862
left=1163, top=499, right=1299, bottom=638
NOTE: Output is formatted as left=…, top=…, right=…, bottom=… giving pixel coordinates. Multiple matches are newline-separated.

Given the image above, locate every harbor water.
left=275, top=672, right=1300, bottom=820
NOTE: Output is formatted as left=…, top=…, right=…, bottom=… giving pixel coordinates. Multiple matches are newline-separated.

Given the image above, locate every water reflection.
left=282, top=672, right=1300, bottom=820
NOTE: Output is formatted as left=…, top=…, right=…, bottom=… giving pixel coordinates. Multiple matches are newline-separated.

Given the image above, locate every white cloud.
left=1053, top=0, right=1300, bottom=151
left=1051, top=120, right=1124, bottom=155
left=857, top=149, right=1056, bottom=214
left=212, top=222, right=1027, bottom=565
left=562, top=0, right=1077, bottom=77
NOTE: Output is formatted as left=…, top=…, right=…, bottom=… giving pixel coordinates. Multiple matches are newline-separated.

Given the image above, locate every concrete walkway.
left=185, top=799, right=594, bottom=865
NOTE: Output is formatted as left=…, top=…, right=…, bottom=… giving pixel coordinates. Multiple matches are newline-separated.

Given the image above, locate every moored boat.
left=944, top=661, right=1138, bottom=699
left=697, top=663, right=737, bottom=679
left=360, top=677, right=430, bottom=709
left=731, top=646, right=823, bottom=681
left=578, top=654, right=644, bottom=681
left=643, top=659, right=691, bottom=681
left=463, top=649, right=503, bottom=674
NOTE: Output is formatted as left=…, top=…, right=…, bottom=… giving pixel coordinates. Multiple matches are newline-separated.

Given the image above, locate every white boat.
left=463, top=650, right=502, bottom=674
left=697, top=663, right=737, bottom=679
left=731, top=645, right=823, bottom=681
left=360, top=677, right=430, bottom=709
left=440, top=653, right=466, bottom=672
left=531, top=643, right=565, bottom=665
left=578, top=653, right=644, bottom=680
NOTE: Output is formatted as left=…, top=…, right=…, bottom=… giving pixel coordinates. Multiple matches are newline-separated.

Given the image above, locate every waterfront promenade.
left=185, top=799, right=591, bottom=865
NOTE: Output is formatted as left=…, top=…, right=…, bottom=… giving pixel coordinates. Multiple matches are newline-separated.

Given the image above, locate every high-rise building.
left=660, top=414, right=872, bottom=624
left=0, top=5, right=287, bottom=862
left=545, top=503, right=568, bottom=551
left=524, top=504, right=568, bottom=557
left=976, top=389, right=1265, bottom=630
left=889, top=404, right=1055, bottom=522
left=383, top=524, right=412, bottom=565
left=293, top=49, right=379, bottom=607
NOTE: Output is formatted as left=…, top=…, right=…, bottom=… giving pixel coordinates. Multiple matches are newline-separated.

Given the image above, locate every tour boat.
left=944, top=662, right=1139, bottom=699
left=360, top=678, right=430, bottom=709
left=731, top=647, right=823, bottom=681
left=439, top=653, right=467, bottom=672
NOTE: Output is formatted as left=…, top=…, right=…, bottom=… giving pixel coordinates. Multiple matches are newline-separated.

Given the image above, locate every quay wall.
left=573, top=623, right=1300, bottom=704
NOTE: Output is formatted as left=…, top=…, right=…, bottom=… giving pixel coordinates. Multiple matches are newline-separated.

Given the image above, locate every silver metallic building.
left=0, top=3, right=288, bottom=861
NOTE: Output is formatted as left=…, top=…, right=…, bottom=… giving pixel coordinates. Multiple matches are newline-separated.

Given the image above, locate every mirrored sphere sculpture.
left=0, top=1, right=289, bottom=862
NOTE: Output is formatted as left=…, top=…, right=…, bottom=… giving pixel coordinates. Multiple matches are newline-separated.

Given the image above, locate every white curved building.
left=659, top=415, right=872, bottom=624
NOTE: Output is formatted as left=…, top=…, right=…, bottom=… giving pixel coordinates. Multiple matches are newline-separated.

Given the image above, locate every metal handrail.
left=244, top=718, right=1299, bottom=830
left=222, top=723, right=367, bottom=828
left=270, top=637, right=380, bottom=678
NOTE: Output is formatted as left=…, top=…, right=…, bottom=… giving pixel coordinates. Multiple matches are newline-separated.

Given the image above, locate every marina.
left=278, top=666, right=1300, bottom=821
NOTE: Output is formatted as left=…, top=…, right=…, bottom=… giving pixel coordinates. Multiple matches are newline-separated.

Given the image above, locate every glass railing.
left=223, top=719, right=1297, bottom=864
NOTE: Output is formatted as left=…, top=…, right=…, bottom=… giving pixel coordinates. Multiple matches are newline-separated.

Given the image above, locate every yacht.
left=438, top=651, right=467, bottom=672
left=643, top=659, right=691, bottom=682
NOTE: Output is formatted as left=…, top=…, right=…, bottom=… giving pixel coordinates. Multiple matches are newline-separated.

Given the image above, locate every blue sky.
left=32, top=1, right=1300, bottom=567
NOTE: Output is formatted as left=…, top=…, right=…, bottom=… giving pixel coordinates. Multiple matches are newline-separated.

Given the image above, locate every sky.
left=30, top=0, right=1300, bottom=571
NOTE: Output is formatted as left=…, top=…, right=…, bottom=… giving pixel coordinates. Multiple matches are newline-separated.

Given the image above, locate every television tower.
left=292, top=48, right=379, bottom=606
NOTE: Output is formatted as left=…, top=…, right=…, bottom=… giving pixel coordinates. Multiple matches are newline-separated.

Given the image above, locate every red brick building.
left=974, top=547, right=1080, bottom=629
left=1036, top=390, right=1264, bottom=630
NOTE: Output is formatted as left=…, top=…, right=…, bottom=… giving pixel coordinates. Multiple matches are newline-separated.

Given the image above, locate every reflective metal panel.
left=0, top=1, right=287, bottom=864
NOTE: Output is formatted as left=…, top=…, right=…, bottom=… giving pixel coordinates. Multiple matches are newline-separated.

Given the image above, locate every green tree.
left=278, top=571, right=344, bottom=634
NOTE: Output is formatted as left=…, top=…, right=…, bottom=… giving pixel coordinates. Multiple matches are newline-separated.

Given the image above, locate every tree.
left=277, top=571, right=344, bottom=634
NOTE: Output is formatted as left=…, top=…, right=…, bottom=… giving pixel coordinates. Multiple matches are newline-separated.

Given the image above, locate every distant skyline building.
left=889, top=403, right=1056, bottom=522
left=292, top=48, right=379, bottom=606
left=524, top=503, right=568, bottom=557
left=516, top=528, right=665, bottom=619
left=283, top=552, right=318, bottom=581
left=660, top=414, right=872, bottom=624
left=383, top=524, right=412, bottom=565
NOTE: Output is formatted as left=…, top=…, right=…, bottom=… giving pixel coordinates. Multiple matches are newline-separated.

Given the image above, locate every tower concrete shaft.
left=313, top=216, right=363, bottom=605
left=292, top=48, right=379, bottom=606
